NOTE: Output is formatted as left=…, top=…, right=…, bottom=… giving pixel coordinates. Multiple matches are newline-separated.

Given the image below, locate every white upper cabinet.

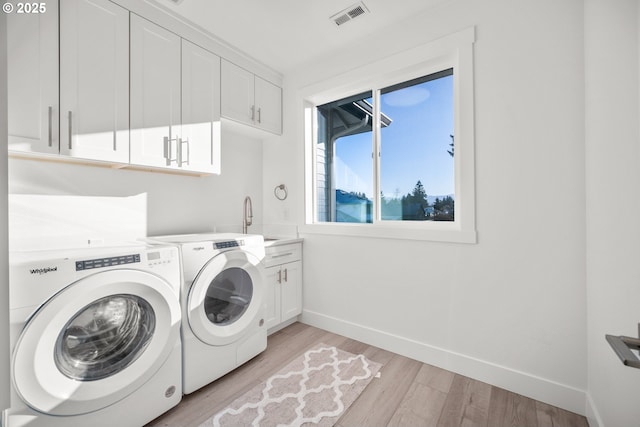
left=221, top=59, right=282, bottom=135
left=254, top=76, right=283, bottom=135
left=130, top=14, right=181, bottom=169
left=7, top=1, right=279, bottom=173
left=7, top=0, right=59, bottom=155
left=181, top=39, right=221, bottom=174
left=60, top=0, right=130, bottom=163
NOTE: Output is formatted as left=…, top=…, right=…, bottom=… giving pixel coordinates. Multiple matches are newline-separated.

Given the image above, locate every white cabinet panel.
left=221, top=59, right=282, bottom=135
left=7, top=1, right=58, bottom=155
left=264, top=243, right=303, bottom=332
left=264, top=265, right=282, bottom=330
left=60, top=0, right=129, bottom=163
left=280, top=261, right=302, bottom=320
left=181, top=39, right=221, bottom=174
left=221, top=60, right=255, bottom=127
left=130, top=14, right=181, bottom=169
left=255, top=76, right=282, bottom=135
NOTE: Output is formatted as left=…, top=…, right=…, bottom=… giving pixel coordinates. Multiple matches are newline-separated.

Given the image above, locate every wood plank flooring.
left=145, top=323, right=588, bottom=427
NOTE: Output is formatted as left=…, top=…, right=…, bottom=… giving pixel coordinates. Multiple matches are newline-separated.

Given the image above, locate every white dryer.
left=4, top=244, right=182, bottom=427
left=147, top=233, right=266, bottom=394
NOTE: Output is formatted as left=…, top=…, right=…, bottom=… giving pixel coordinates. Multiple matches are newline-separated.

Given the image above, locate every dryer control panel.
left=214, top=240, right=243, bottom=249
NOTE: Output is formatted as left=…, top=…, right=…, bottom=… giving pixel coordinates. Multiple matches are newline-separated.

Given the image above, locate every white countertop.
left=263, top=236, right=304, bottom=247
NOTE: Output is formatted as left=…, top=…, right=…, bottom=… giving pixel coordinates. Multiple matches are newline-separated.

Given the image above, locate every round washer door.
left=12, top=269, right=181, bottom=416
left=187, top=250, right=264, bottom=346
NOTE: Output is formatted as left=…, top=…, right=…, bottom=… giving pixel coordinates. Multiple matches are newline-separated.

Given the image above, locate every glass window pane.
left=380, top=70, right=455, bottom=222
left=316, top=92, right=373, bottom=223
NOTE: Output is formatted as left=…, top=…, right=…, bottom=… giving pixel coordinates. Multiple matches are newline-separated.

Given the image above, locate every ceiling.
left=149, top=0, right=449, bottom=74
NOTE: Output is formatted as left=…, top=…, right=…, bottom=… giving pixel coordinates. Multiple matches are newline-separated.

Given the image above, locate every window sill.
left=298, top=222, right=477, bottom=244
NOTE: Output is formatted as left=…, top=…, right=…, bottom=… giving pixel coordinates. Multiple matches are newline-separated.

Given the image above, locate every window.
left=315, top=70, right=455, bottom=224
left=303, top=27, right=476, bottom=243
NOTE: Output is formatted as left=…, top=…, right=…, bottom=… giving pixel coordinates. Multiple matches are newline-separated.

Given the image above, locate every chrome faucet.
left=243, top=196, right=253, bottom=234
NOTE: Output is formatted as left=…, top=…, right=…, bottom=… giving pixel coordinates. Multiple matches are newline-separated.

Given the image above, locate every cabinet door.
left=130, top=15, right=181, bottom=168
left=7, top=1, right=58, bottom=154
left=264, top=265, right=282, bottom=330
left=255, top=76, right=282, bottom=135
left=181, top=40, right=221, bottom=174
left=281, top=261, right=302, bottom=321
left=60, top=0, right=129, bottom=163
left=221, top=60, right=255, bottom=127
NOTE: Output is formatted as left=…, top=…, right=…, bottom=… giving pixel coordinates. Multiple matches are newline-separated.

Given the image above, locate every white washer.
left=4, top=244, right=183, bottom=427
left=146, top=233, right=267, bottom=394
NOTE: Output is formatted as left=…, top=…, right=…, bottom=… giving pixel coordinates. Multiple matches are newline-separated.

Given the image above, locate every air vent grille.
left=348, top=6, right=366, bottom=19
left=331, top=2, right=370, bottom=26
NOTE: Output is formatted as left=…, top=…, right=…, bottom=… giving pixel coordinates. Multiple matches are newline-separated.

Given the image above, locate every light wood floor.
left=146, top=322, right=588, bottom=427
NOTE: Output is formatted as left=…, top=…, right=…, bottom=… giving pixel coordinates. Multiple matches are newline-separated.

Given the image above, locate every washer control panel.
left=75, top=254, right=140, bottom=271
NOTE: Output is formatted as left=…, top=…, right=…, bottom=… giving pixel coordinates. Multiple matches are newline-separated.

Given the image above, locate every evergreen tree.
left=401, top=180, right=429, bottom=220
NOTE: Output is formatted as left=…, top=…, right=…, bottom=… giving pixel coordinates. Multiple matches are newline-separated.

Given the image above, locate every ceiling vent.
left=330, top=2, right=370, bottom=27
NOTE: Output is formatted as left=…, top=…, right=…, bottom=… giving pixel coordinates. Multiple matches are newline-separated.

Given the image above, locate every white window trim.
left=301, top=27, right=476, bottom=244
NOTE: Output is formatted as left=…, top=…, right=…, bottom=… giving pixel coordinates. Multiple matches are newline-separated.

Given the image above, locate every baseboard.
left=301, top=309, right=587, bottom=416
left=585, top=392, right=603, bottom=427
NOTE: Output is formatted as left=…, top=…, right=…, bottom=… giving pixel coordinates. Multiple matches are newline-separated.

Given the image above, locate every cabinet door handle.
left=250, top=105, right=255, bottom=121
left=164, top=136, right=171, bottom=166
left=277, top=269, right=282, bottom=284
left=257, top=107, right=262, bottom=124
left=68, top=111, right=73, bottom=149
left=48, top=106, right=53, bottom=147
left=164, top=136, right=180, bottom=166
left=283, top=268, right=288, bottom=282
left=179, top=138, right=190, bottom=166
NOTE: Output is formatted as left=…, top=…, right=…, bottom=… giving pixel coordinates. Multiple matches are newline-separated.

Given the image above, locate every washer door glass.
left=204, top=267, right=252, bottom=326
left=55, top=294, right=156, bottom=381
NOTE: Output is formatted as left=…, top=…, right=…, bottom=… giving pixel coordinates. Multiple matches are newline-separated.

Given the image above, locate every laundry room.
left=2, top=0, right=640, bottom=426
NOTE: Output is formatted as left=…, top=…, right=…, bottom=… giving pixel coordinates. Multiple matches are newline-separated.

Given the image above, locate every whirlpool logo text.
left=29, top=267, right=58, bottom=275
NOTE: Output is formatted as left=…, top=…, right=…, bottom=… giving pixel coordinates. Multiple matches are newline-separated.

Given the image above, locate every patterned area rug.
left=199, top=344, right=382, bottom=427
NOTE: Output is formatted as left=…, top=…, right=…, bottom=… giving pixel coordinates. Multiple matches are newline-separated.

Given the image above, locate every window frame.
left=301, top=27, right=476, bottom=244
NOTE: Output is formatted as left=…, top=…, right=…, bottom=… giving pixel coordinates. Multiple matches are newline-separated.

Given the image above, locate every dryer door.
left=12, top=269, right=181, bottom=416
left=187, top=250, right=264, bottom=346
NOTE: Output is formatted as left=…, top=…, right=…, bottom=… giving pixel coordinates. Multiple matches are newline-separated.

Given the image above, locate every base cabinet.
left=264, top=243, right=302, bottom=330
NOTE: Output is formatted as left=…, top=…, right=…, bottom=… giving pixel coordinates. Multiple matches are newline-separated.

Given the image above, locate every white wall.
left=1, top=10, right=11, bottom=414
left=265, top=0, right=588, bottom=414
left=585, top=1, right=640, bottom=426
left=9, top=129, right=264, bottom=236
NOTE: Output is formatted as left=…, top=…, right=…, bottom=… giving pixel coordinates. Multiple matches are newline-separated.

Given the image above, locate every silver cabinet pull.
left=179, top=138, right=190, bottom=166
left=250, top=105, right=255, bottom=121
left=164, top=136, right=174, bottom=166
left=164, top=136, right=170, bottom=166
left=48, top=106, right=53, bottom=147
left=257, top=107, right=262, bottom=124
left=283, top=268, right=288, bottom=282
left=277, top=269, right=282, bottom=284
left=68, top=111, right=73, bottom=149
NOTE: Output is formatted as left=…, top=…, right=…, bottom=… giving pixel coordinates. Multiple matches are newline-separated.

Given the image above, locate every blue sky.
left=334, top=75, right=454, bottom=200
